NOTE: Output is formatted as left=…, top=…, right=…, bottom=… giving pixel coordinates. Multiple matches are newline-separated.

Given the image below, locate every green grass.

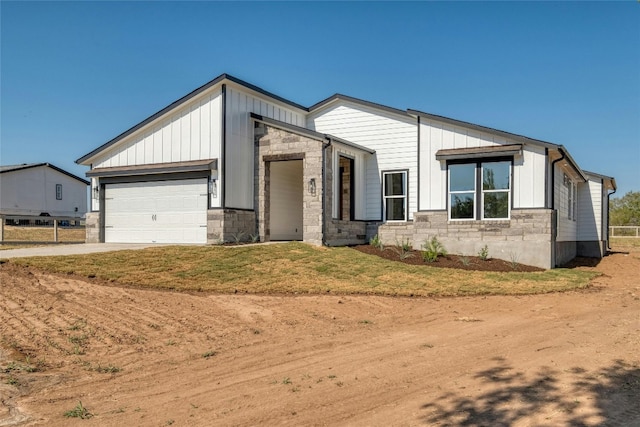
left=1, top=225, right=85, bottom=244
left=7, top=242, right=599, bottom=297
left=610, top=237, right=640, bottom=248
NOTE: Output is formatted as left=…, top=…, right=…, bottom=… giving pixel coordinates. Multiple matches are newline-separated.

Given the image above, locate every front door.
left=269, top=160, right=303, bottom=240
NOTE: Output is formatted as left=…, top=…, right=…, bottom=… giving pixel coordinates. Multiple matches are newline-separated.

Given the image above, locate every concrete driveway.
left=0, top=243, right=173, bottom=259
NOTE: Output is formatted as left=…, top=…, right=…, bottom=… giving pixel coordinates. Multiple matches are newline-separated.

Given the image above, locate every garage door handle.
left=152, top=214, right=157, bottom=221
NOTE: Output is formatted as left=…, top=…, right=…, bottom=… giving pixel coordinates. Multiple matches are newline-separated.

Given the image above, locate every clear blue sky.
left=1, top=1, right=638, bottom=196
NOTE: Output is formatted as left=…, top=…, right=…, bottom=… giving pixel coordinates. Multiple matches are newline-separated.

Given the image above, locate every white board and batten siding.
left=577, top=175, right=603, bottom=241
left=307, top=102, right=417, bottom=221
left=93, top=89, right=223, bottom=170
left=90, top=89, right=223, bottom=212
left=418, top=119, right=547, bottom=211
left=224, top=84, right=307, bottom=210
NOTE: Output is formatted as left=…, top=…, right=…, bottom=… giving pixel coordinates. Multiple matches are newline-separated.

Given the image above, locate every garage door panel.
left=104, top=179, right=207, bottom=244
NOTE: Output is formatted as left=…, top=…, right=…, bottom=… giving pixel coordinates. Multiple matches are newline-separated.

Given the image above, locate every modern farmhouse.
left=0, top=163, right=89, bottom=218
left=77, top=74, right=616, bottom=268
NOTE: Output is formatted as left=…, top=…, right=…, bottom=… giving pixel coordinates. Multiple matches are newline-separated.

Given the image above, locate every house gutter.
left=549, top=149, right=566, bottom=268
left=550, top=149, right=566, bottom=210
left=606, top=186, right=617, bottom=251
left=321, top=138, right=332, bottom=246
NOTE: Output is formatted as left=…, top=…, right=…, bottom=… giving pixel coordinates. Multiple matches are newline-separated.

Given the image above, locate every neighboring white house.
left=0, top=163, right=89, bottom=218
left=76, top=73, right=616, bottom=268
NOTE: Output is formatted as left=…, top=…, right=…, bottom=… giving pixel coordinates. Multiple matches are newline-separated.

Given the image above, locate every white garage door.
left=104, top=179, right=208, bottom=244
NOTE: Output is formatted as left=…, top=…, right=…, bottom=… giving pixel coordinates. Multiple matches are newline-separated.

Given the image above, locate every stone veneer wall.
left=85, top=212, right=101, bottom=243
left=254, top=124, right=325, bottom=246
left=207, top=209, right=256, bottom=244
left=371, top=209, right=557, bottom=269
left=324, top=219, right=367, bottom=246
left=254, top=123, right=368, bottom=247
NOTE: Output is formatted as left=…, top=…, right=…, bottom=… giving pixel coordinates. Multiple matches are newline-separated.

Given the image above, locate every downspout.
left=321, top=138, right=332, bottom=246
left=550, top=148, right=565, bottom=210
left=550, top=149, right=566, bottom=268
left=221, top=84, right=227, bottom=209
left=606, top=186, right=616, bottom=251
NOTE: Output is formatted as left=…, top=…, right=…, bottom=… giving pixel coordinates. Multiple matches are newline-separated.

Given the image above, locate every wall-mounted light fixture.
left=209, top=178, right=218, bottom=198
left=308, top=178, right=316, bottom=195
left=93, top=186, right=100, bottom=199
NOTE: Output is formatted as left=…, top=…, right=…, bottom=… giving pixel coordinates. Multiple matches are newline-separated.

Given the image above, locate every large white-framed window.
left=564, top=174, right=577, bottom=221
left=383, top=170, right=407, bottom=221
left=448, top=160, right=511, bottom=220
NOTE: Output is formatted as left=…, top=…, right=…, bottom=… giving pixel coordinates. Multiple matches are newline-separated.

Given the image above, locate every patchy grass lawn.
left=1, top=225, right=85, bottom=244
left=610, top=237, right=640, bottom=249
left=6, top=242, right=600, bottom=297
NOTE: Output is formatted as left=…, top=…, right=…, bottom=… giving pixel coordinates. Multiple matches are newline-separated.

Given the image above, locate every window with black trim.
left=448, top=160, right=511, bottom=220
left=55, top=184, right=63, bottom=200
left=383, top=171, right=407, bottom=221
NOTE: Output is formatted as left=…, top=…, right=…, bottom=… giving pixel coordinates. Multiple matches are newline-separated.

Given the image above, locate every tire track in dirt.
left=1, top=251, right=639, bottom=426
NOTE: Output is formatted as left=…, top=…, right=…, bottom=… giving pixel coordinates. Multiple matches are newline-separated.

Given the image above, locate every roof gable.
left=0, top=163, right=89, bottom=185
left=76, top=73, right=308, bottom=165
left=308, top=94, right=411, bottom=121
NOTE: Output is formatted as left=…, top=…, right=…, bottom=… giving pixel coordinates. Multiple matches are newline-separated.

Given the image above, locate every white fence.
left=609, top=226, right=640, bottom=238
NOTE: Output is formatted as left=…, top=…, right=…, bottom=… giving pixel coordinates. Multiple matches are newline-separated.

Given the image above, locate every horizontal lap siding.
left=94, top=89, right=222, bottom=169
left=224, top=86, right=306, bottom=209
left=308, top=103, right=416, bottom=220
left=577, top=177, right=602, bottom=241
left=554, top=163, right=577, bottom=242
left=418, top=119, right=546, bottom=211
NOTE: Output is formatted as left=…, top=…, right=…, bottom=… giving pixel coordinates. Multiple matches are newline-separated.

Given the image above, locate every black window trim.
left=447, top=156, right=514, bottom=221
left=381, top=169, right=409, bottom=222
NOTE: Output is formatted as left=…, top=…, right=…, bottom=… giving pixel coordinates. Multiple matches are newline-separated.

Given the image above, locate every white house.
left=0, top=163, right=89, bottom=218
left=76, top=73, right=616, bottom=268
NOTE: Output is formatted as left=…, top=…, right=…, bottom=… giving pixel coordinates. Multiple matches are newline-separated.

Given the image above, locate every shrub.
left=478, top=245, right=489, bottom=261
left=64, top=401, right=92, bottom=419
left=422, top=237, right=447, bottom=263
left=369, top=234, right=384, bottom=250
left=388, top=237, right=414, bottom=260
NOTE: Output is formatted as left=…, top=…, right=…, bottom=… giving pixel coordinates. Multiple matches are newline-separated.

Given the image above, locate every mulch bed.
left=351, top=245, right=544, bottom=272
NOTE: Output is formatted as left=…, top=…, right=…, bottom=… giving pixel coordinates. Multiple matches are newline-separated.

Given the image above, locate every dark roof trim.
left=435, top=144, right=523, bottom=161
left=552, top=147, right=587, bottom=182
left=408, top=109, right=564, bottom=150
left=309, top=93, right=410, bottom=119
left=224, top=74, right=307, bottom=112
left=76, top=73, right=307, bottom=165
left=86, top=159, right=217, bottom=178
left=583, top=170, right=617, bottom=190
left=251, top=113, right=326, bottom=141
left=0, top=162, right=89, bottom=185
left=326, top=135, right=376, bottom=155
left=251, top=113, right=375, bottom=154
left=409, top=108, right=589, bottom=181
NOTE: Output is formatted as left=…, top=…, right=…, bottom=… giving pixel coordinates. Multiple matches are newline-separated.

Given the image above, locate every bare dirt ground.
left=1, top=246, right=639, bottom=427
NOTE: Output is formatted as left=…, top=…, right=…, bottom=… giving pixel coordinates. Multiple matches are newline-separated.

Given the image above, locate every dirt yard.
left=1, top=245, right=639, bottom=426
